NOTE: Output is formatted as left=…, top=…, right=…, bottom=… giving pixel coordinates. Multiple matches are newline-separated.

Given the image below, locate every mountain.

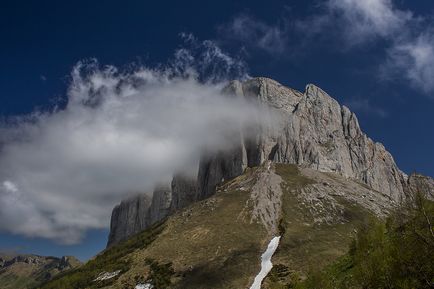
left=107, top=77, right=433, bottom=247
left=38, top=78, right=434, bottom=289
left=0, top=253, right=81, bottom=289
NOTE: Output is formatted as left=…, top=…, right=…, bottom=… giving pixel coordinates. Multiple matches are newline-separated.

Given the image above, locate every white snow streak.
left=135, top=283, right=154, bottom=289
left=93, top=270, right=121, bottom=281
left=249, top=236, right=281, bottom=289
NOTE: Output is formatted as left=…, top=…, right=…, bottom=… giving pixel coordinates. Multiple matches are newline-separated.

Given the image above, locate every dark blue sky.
left=1, top=0, right=433, bottom=260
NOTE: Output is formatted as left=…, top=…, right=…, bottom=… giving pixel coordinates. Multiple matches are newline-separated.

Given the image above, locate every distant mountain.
left=0, top=253, right=81, bottom=289
left=38, top=78, right=434, bottom=289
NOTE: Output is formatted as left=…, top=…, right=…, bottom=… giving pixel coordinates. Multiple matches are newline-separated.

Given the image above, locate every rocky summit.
left=107, top=77, right=431, bottom=247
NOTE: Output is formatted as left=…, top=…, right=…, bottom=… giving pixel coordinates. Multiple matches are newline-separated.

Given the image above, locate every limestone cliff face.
left=406, top=173, right=434, bottom=199
left=207, top=78, right=408, bottom=201
left=170, top=174, right=198, bottom=211
left=147, top=186, right=172, bottom=225
left=107, top=77, right=431, bottom=246
left=107, top=194, right=152, bottom=246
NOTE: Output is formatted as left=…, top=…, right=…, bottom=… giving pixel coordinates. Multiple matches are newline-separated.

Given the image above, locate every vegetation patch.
left=37, top=221, right=165, bottom=289
left=144, top=258, right=175, bottom=289
left=295, top=194, right=434, bottom=289
left=265, top=164, right=373, bottom=289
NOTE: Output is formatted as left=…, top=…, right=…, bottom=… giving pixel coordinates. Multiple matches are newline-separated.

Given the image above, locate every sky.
left=0, top=0, right=433, bottom=261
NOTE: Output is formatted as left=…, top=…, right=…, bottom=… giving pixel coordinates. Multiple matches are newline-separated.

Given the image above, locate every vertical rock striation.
left=107, top=194, right=152, bottom=246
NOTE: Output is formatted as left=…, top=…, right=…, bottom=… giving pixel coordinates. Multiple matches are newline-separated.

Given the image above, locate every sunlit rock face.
left=196, top=77, right=407, bottom=201
left=107, top=77, right=430, bottom=247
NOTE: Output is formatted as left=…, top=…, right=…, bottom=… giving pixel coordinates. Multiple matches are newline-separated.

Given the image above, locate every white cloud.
left=344, top=98, right=388, bottom=118
left=297, top=0, right=434, bottom=94
left=326, top=0, right=412, bottom=44
left=0, top=42, right=271, bottom=244
left=385, top=32, right=434, bottom=94
left=220, top=14, right=288, bottom=54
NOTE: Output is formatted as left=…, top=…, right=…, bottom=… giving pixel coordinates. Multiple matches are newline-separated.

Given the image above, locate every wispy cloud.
left=220, top=1, right=434, bottom=95
left=0, top=40, right=270, bottom=244
left=300, top=0, right=434, bottom=95
left=326, top=0, right=412, bottom=45
left=384, top=31, right=434, bottom=94
left=344, top=98, right=388, bottom=118
left=219, top=14, right=288, bottom=55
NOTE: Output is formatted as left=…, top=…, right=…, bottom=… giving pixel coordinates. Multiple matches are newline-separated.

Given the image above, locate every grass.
left=37, top=163, right=388, bottom=289
left=103, top=168, right=270, bottom=289
left=135, top=172, right=269, bottom=289
left=295, top=197, right=434, bottom=289
left=37, top=221, right=165, bottom=289
left=0, top=272, right=35, bottom=289
left=264, top=164, right=374, bottom=289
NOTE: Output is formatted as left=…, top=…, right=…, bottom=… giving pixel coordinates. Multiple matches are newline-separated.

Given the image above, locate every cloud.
left=0, top=41, right=270, bottom=244
left=344, top=98, right=388, bottom=118
left=296, top=0, right=434, bottom=95
left=218, top=1, right=434, bottom=95
left=219, top=14, right=288, bottom=55
left=384, top=31, right=434, bottom=94
left=325, top=0, right=412, bottom=45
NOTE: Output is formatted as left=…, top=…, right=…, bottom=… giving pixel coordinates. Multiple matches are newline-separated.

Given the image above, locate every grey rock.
left=106, top=193, right=152, bottom=247
left=147, top=185, right=172, bottom=225
left=216, top=78, right=409, bottom=201
left=197, top=144, right=247, bottom=199
left=107, top=186, right=172, bottom=247
left=170, top=174, right=198, bottom=211
left=406, top=173, right=434, bottom=200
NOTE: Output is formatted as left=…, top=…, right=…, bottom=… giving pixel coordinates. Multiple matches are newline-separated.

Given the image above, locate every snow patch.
left=135, top=283, right=154, bottom=289
left=93, top=270, right=121, bottom=281
left=249, top=236, right=281, bottom=289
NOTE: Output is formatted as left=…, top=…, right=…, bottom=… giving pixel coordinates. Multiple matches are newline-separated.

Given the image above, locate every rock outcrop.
left=107, top=194, right=152, bottom=246
left=147, top=186, right=172, bottom=225
left=207, top=78, right=408, bottom=201
left=107, top=77, right=433, bottom=247
left=406, top=173, right=434, bottom=200
left=170, top=174, right=198, bottom=211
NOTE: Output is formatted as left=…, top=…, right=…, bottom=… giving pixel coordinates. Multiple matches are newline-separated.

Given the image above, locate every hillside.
left=39, top=162, right=394, bottom=289
left=0, top=254, right=81, bottom=289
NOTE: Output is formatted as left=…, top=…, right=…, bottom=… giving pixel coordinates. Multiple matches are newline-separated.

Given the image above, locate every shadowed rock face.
left=170, top=174, right=198, bottom=211
left=107, top=194, right=152, bottom=246
left=107, top=77, right=432, bottom=247
left=147, top=186, right=172, bottom=225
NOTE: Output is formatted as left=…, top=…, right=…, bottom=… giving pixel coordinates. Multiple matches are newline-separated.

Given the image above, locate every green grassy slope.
left=263, top=165, right=374, bottom=288
left=295, top=197, right=434, bottom=289
left=39, top=164, right=382, bottom=289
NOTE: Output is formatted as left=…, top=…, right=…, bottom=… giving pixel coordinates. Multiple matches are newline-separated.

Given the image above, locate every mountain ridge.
left=0, top=253, right=81, bottom=289
left=107, top=77, right=433, bottom=247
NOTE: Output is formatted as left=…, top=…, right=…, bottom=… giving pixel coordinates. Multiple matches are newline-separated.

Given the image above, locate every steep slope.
left=0, top=254, right=81, bottom=289
left=107, top=77, right=424, bottom=247
left=39, top=163, right=395, bottom=289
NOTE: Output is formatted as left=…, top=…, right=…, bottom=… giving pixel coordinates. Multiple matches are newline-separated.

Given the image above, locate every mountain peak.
left=106, top=77, right=432, bottom=247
